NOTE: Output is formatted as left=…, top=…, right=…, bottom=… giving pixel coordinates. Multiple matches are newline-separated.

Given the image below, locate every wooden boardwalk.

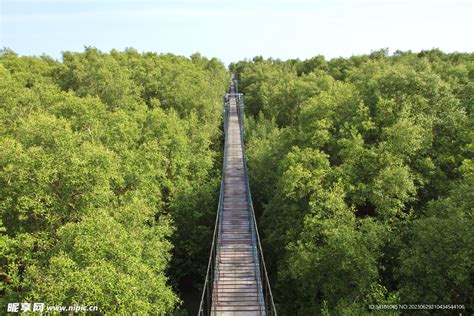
left=211, top=90, right=265, bottom=315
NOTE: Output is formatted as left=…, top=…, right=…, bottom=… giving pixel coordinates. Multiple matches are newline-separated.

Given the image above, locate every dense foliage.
left=231, top=49, right=473, bottom=314
left=0, top=48, right=228, bottom=314
left=1, top=47, right=472, bottom=315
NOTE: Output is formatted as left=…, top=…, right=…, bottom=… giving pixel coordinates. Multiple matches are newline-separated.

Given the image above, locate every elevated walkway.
left=198, top=81, right=276, bottom=316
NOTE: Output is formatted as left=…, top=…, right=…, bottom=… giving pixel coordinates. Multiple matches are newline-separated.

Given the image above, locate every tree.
left=237, top=50, right=473, bottom=314
left=0, top=48, right=228, bottom=314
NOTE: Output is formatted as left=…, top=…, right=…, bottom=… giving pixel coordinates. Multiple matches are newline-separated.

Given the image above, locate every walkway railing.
left=197, top=94, right=229, bottom=316
left=235, top=92, right=277, bottom=316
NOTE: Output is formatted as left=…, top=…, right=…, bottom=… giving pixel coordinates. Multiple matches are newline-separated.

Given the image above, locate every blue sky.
left=1, top=0, right=472, bottom=64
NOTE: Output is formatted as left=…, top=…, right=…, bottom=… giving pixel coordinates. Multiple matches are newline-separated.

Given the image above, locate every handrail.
left=197, top=87, right=230, bottom=316
left=236, top=93, right=277, bottom=315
